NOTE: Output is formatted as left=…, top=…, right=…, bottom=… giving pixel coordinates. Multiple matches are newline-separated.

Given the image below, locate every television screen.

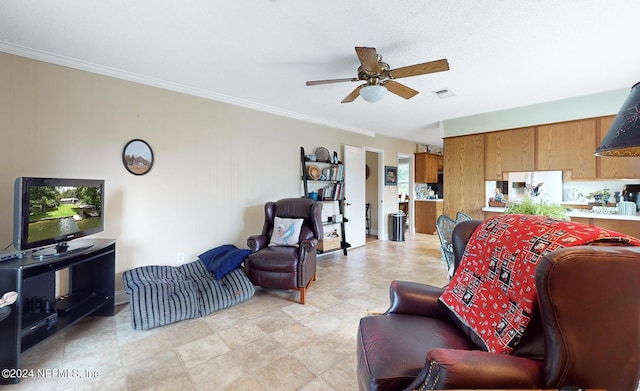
left=13, top=177, right=105, bottom=258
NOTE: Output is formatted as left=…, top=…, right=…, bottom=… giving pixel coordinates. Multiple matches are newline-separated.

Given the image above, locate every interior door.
left=344, top=145, right=366, bottom=249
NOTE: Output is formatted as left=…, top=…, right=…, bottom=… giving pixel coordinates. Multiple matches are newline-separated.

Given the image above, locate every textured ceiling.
left=1, top=0, right=639, bottom=146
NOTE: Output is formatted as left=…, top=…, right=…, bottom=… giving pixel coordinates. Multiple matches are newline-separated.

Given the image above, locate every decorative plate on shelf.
left=308, top=164, right=321, bottom=180
left=416, top=184, right=430, bottom=199
left=314, top=147, right=330, bottom=162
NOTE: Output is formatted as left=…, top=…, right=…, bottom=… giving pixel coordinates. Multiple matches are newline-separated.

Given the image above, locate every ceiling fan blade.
left=341, top=85, right=363, bottom=103
left=306, top=77, right=359, bottom=86
left=355, top=47, right=381, bottom=74
left=388, top=59, right=449, bottom=79
left=383, top=80, right=419, bottom=100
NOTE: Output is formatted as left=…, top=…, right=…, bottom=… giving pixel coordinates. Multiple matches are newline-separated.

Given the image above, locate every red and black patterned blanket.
left=440, top=214, right=640, bottom=354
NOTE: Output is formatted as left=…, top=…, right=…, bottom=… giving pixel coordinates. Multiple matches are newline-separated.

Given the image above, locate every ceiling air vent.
left=433, top=88, right=455, bottom=99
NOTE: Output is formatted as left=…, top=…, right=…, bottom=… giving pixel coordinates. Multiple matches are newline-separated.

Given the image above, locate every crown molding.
left=0, top=41, right=375, bottom=138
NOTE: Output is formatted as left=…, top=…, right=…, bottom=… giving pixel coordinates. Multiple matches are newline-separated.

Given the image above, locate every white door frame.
left=364, top=146, right=385, bottom=240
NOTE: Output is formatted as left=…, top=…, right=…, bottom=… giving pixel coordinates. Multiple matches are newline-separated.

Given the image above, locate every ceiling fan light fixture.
left=595, top=81, right=640, bottom=156
left=359, top=84, right=387, bottom=103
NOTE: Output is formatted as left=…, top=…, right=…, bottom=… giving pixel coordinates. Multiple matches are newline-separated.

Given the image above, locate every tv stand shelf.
left=0, top=239, right=115, bottom=384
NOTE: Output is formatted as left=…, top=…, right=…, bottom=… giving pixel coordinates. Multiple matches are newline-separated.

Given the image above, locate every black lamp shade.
left=595, top=81, right=640, bottom=156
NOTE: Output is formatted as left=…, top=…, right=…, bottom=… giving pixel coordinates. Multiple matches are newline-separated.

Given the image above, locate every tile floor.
left=9, top=232, right=449, bottom=391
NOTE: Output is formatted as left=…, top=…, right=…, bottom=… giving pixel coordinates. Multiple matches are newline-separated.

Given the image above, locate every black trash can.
left=390, top=212, right=405, bottom=242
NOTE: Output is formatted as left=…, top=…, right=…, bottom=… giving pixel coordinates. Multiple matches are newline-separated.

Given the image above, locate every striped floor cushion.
left=123, top=260, right=255, bottom=330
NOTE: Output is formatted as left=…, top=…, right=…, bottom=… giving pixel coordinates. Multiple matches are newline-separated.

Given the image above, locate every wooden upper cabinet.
left=484, top=127, right=535, bottom=180
left=415, top=152, right=439, bottom=183
left=536, top=118, right=597, bottom=179
left=596, top=115, right=640, bottom=178
left=443, top=134, right=485, bottom=219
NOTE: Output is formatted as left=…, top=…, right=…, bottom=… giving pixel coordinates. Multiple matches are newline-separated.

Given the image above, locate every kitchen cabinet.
left=483, top=209, right=640, bottom=240
left=415, top=200, right=443, bottom=234
left=536, top=118, right=597, bottom=179
left=443, top=134, right=485, bottom=219
left=415, top=152, right=439, bottom=183
left=447, top=114, right=638, bottom=226
left=576, top=218, right=640, bottom=239
left=484, top=127, right=535, bottom=180
left=483, top=211, right=504, bottom=220
left=596, top=115, right=640, bottom=178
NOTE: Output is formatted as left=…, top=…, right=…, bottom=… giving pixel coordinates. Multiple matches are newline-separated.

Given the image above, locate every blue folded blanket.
left=198, top=244, right=251, bottom=279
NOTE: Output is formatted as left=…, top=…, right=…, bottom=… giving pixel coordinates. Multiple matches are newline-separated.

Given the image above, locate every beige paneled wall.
left=0, top=52, right=417, bottom=290
left=371, top=134, right=416, bottom=237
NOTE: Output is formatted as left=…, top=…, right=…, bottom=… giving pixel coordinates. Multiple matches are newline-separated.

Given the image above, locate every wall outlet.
left=177, top=252, right=184, bottom=263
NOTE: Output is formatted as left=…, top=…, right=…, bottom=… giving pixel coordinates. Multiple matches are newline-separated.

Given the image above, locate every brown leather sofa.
left=357, top=219, right=640, bottom=391
left=245, top=198, right=322, bottom=304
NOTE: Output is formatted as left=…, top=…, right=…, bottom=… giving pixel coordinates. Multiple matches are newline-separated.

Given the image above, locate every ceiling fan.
left=306, top=47, right=449, bottom=103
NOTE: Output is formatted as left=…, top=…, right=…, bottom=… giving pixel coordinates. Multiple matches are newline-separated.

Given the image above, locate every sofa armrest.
left=409, top=348, right=543, bottom=390
left=452, top=220, right=482, bottom=271
left=385, top=280, right=449, bottom=318
left=300, top=238, right=318, bottom=253
left=247, top=234, right=269, bottom=252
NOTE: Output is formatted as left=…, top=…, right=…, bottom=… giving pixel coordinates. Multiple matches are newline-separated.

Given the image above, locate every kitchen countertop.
left=415, top=198, right=444, bottom=202
left=482, top=206, right=640, bottom=221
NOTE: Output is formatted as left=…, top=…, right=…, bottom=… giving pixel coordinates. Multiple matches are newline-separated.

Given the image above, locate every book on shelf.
left=320, top=165, right=344, bottom=181
left=315, top=182, right=344, bottom=201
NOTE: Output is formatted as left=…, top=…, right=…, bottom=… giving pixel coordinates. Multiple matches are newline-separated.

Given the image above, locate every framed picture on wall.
left=123, top=139, right=154, bottom=175
left=385, top=166, right=397, bottom=186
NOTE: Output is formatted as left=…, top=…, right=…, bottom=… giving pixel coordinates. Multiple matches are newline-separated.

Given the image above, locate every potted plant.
left=588, top=188, right=611, bottom=203
left=505, top=195, right=568, bottom=220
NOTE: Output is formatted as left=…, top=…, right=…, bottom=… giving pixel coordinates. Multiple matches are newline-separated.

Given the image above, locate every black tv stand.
left=0, top=239, right=115, bottom=384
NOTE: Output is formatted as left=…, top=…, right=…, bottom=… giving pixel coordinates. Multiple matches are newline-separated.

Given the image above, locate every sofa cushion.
left=124, top=259, right=255, bottom=330
left=269, top=217, right=303, bottom=247
left=212, top=248, right=251, bottom=279
left=357, top=314, right=474, bottom=391
left=246, top=246, right=299, bottom=272
left=193, top=268, right=255, bottom=316
left=199, top=244, right=236, bottom=268
left=123, top=263, right=200, bottom=330
left=199, top=244, right=253, bottom=278
left=440, top=214, right=640, bottom=354
left=178, top=257, right=213, bottom=279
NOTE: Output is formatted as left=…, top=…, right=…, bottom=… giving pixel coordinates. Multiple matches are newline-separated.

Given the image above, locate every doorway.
left=364, top=148, right=384, bottom=241
left=398, top=153, right=414, bottom=233
left=344, top=145, right=384, bottom=247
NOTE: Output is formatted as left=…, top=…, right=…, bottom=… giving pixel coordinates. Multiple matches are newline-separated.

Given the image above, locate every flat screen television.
left=13, top=177, right=105, bottom=259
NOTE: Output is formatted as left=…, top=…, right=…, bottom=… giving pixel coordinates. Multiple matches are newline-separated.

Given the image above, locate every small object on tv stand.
left=0, top=250, right=24, bottom=262
left=21, top=312, right=57, bottom=338
left=31, top=241, right=94, bottom=260
left=56, top=292, right=98, bottom=314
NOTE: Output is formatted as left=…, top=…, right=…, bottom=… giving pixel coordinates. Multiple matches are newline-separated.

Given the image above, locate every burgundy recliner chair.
left=245, top=198, right=322, bottom=304
left=357, top=219, right=640, bottom=391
